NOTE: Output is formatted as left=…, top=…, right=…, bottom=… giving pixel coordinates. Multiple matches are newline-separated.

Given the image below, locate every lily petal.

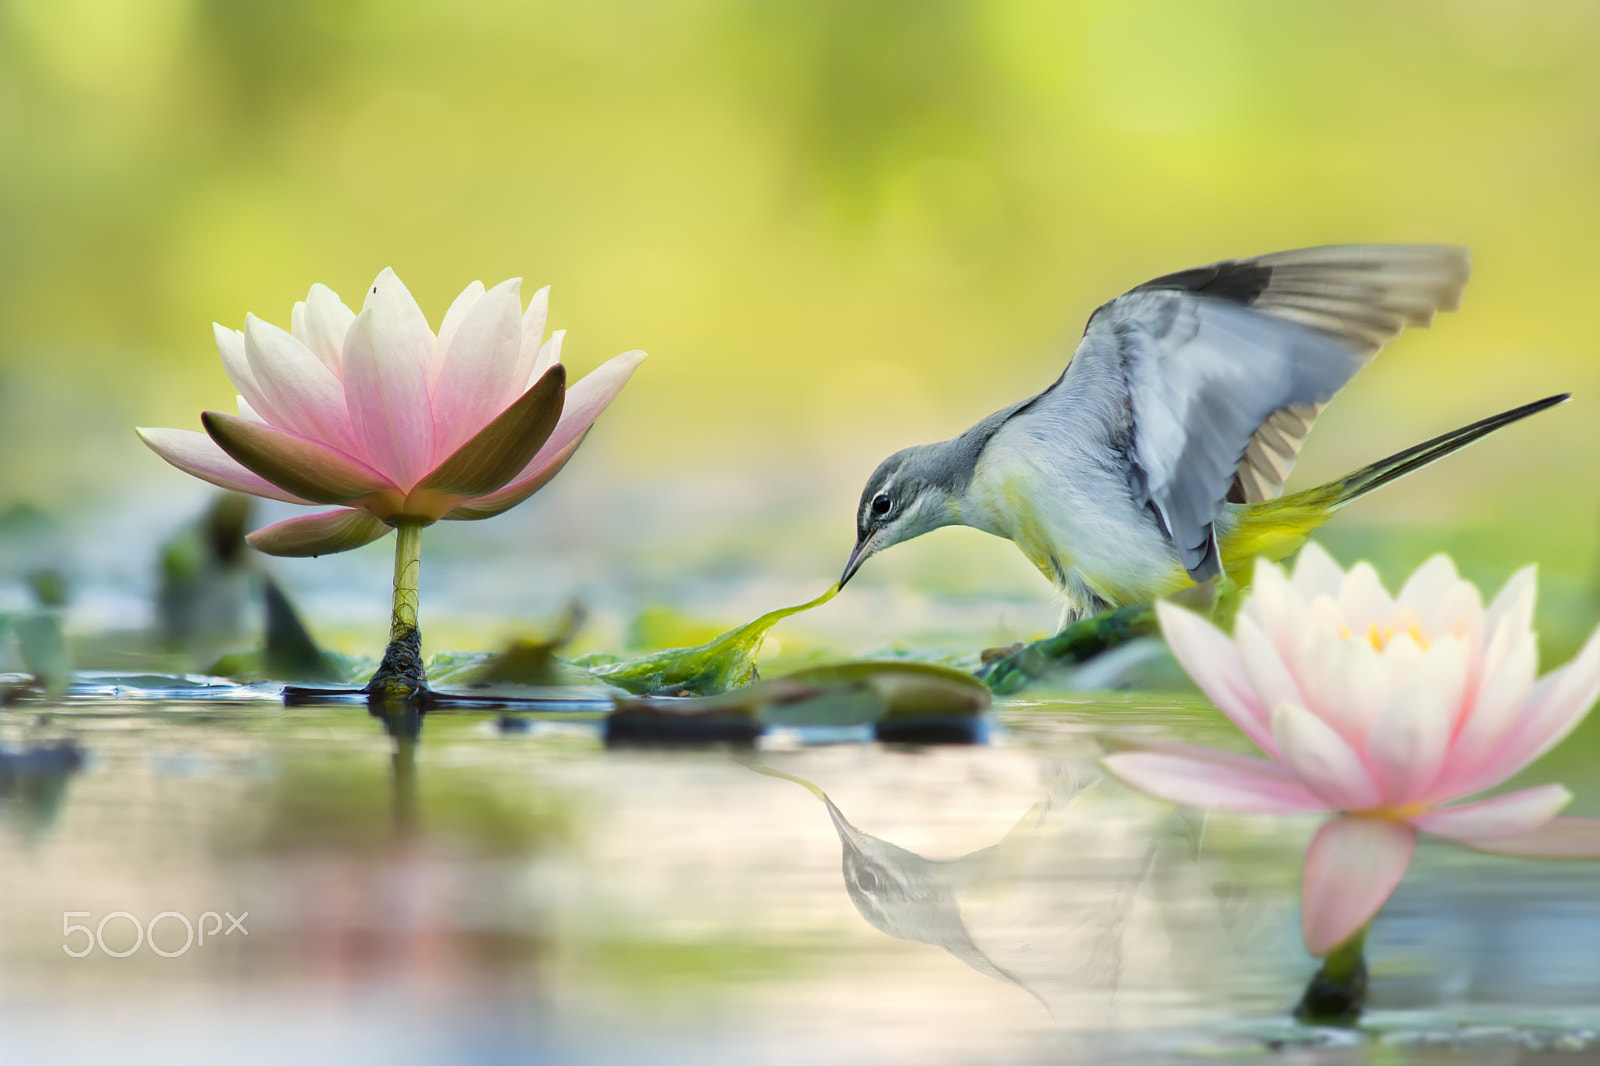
left=342, top=269, right=436, bottom=486
left=1243, top=558, right=1309, bottom=660
left=201, top=411, right=399, bottom=506
left=1435, top=631, right=1537, bottom=797
left=215, top=323, right=280, bottom=426
left=412, top=364, right=566, bottom=506
left=440, top=434, right=585, bottom=521
left=1364, top=681, right=1452, bottom=806
left=246, top=509, right=393, bottom=557
left=1457, top=624, right=1600, bottom=794
left=1453, top=816, right=1600, bottom=858
left=137, top=427, right=311, bottom=505
left=292, top=283, right=356, bottom=374
left=512, top=349, right=645, bottom=479
left=1397, top=554, right=1460, bottom=620
left=532, top=329, right=566, bottom=388
left=431, top=279, right=487, bottom=388
left=1411, top=783, right=1571, bottom=843
left=1156, top=601, right=1276, bottom=755
left=513, top=284, right=551, bottom=387
left=244, top=313, right=360, bottom=455
left=1301, top=816, right=1417, bottom=956
left=1101, top=743, right=1328, bottom=814
left=1485, top=565, right=1537, bottom=643
left=429, top=277, right=525, bottom=462
left=1299, top=620, right=1388, bottom=748
left=1338, top=561, right=1395, bottom=635
left=1271, top=701, right=1383, bottom=810
left=1233, top=614, right=1309, bottom=741
left=1290, top=541, right=1345, bottom=601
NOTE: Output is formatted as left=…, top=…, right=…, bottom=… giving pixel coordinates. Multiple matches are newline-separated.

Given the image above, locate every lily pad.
left=602, top=660, right=990, bottom=747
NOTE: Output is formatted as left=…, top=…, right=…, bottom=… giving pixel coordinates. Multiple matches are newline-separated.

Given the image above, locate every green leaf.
left=587, top=583, right=840, bottom=696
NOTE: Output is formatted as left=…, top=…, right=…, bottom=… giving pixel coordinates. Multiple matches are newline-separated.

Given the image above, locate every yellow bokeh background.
left=2, top=0, right=1597, bottom=647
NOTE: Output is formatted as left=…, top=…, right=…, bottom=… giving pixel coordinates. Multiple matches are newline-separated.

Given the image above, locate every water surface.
left=4, top=686, right=1600, bottom=1064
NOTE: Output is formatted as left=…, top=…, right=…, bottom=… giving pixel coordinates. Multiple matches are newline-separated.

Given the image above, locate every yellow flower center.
left=1340, top=609, right=1431, bottom=651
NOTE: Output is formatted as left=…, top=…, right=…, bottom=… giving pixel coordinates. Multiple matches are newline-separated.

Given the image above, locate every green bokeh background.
left=0, top=0, right=1596, bottom=650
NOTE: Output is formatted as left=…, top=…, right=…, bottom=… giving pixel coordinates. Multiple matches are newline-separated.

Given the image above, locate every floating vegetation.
left=604, top=659, right=989, bottom=747
left=585, top=584, right=841, bottom=696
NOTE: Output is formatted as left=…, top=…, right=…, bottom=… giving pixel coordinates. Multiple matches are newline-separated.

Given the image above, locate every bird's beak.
left=839, top=534, right=875, bottom=589
left=822, top=794, right=866, bottom=849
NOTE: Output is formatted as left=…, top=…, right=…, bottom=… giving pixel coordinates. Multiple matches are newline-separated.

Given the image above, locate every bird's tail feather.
left=1326, top=393, right=1569, bottom=511
left=1219, top=393, right=1568, bottom=577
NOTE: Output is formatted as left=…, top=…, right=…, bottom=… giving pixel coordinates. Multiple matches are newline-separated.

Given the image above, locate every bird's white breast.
left=958, top=412, right=1187, bottom=615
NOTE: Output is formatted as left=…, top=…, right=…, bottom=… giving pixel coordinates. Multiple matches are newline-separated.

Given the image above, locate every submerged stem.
left=365, top=520, right=428, bottom=702
left=1294, top=926, right=1368, bottom=1026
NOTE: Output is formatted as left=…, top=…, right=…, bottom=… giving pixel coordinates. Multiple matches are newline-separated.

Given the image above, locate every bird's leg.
left=979, top=601, right=1158, bottom=695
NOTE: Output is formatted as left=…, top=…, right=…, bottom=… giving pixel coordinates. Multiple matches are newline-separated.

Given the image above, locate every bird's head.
left=840, top=443, right=963, bottom=588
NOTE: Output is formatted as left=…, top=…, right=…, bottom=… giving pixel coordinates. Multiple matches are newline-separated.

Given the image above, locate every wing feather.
left=1069, top=244, right=1469, bottom=578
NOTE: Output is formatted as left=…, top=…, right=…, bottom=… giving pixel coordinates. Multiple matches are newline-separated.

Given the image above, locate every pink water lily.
left=1103, top=543, right=1600, bottom=956
left=138, top=268, right=645, bottom=557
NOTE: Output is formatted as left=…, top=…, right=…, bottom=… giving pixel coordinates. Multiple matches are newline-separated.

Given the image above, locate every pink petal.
left=201, top=411, right=400, bottom=506
left=429, top=277, right=524, bottom=462
left=1338, top=561, right=1395, bottom=634
left=431, top=280, right=487, bottom=388
left=411, top=364, right=565, bottom=510
left=1156, top=600, right=1276, bottom=755
left=1455, top=625, right=1600, bottom=795
left=1364, top=681, right=1452, bottom=807
left=511, top=349, right=645, bottom=479
left=137, top=427, right=311, bottom=505
left=1301, top=816, right=1417, bottom=956
left=1100, top=743, right=1328, bottom=814
left=1485, top=565, right=1537, bottom=642
left=215, top=323, right=281, bottom=425
left=1290, top=541, right=1345, bottom=601
left=1241, top=558, right=1308, bottom=659
left=1410, top=783, right=1571, bottom=843
left=1434, top=631, right=1537, bottom=798
left=512, top=284, right=550, bottom=387
left=1454, top=816, right=1600, bottom=858
left=1422, top=582, right=1484, bottom=653
left=531, top=329, right=565, bottom=386
left=342, top=269, right=436, bottom=487
left=1396, top=554, right=1462, bottom=622
left=441, top=434, right=584, bottom=520
left=1234, top=614, right=1309, bottom=734
left=291, top=283, right=356, bottom=375
left=1297, top=622, right=1388, bottom=748
left=244, top=313, right=360, bottom=455
left=246, top=509, right=393, bottom=557
left=1271, top=701, right=1383, bottom=810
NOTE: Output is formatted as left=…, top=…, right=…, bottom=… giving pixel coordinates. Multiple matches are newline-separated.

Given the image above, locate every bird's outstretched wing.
left=1067, top=244, right=1470, bottom=581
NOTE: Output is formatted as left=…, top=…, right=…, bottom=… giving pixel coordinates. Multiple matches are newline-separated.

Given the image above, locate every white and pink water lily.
left=1103, top=543, right=1600, bottom=957
left=138, top=269, right=644, bottom=556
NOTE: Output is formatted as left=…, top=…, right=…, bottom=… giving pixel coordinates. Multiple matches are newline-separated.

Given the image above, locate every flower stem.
left=365, top=520, right=428, bottom=702
left=1294, top=926, right=1368, bottom=1026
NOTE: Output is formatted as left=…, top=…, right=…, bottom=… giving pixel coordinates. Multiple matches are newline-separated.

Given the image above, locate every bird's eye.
left=857, top=867, right=881, bottom=894
left=871, top=492, right=892, bottom=516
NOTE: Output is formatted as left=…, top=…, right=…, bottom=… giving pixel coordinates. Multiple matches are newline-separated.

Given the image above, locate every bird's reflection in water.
left=752, top=760, right=1285, bottom=1028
